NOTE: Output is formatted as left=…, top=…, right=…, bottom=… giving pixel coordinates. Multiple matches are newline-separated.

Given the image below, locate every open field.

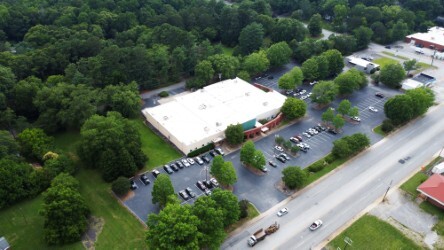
left=328, top=215, right=422, bottom=250
left=374, top=56, right=399, bottom=67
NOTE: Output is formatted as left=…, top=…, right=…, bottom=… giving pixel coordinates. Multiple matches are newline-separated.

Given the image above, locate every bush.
left=112, top=177, right=130, bottom=196
left=283, top=140, right=292, bottom=150
left=307, top=161, right=324, bottom=172
left=381, top=119, right=395, bottom=133
left=275, top=135, right=284, bottom=145
left=187, top=143, right=215, bottom=157
left=258, top=119, right=269, bottom=125
left=158, top=91, right=169, bottom=98
left=282, top=166, right=307, bottom=190
left=239, top=199, right=249, bottom=219
left=324, top=154, right=336, bottom=164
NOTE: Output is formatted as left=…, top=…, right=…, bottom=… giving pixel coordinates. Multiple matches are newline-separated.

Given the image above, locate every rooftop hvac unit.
left=245, top=92, right=250, bottom=96
left=199, top=104, right=207, bottom=110
left=216, top=122, right=221, bottom=126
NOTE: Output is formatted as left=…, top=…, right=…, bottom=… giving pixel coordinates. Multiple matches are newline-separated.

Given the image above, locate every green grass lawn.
left=381, top=51, right=410, bottom=60
left=53, top=131, right=82, bottom=153
left=374, top=56, right=399, bottom=68
left=305, top=157, right=347, bottom=185
left=400, top=172, right=428, bottom=197
left=328, top=215, right=422, bottom=250
left=226, top=202, right=260, bottom=233
left=373, top=125, right=386, bottom=136
left=129, top=119, right=181, bottom=170
left=221, top=45, right=234, bottom=56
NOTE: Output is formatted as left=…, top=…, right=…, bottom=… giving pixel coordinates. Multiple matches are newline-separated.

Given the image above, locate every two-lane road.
left=223, top=104, right=444, bottom=250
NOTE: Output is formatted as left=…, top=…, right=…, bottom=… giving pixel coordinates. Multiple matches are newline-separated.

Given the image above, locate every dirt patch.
left=120, top=191, right=135, bottom=202
left=274, top=180, right=296, bottom=196
left=82, top=216, right=105, bottom=250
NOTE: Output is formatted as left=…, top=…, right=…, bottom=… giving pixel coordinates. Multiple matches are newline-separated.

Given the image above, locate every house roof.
left=417, top=174, right=444, bottom=205
left=0, top=237, right=10, bottom=250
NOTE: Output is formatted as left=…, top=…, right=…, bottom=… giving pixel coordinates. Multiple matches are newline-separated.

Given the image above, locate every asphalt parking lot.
left=125, top=62, right=403, bottom=221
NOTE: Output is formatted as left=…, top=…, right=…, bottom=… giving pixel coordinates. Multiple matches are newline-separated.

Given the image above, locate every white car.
left=187, top=158, right=195, bottom=165
left=368, top=106, right=378, bottom=112
left=277, top=207, right=288, bottom=217
left=302, top=132, right=311, bottom=138
left=309, top=81, right=318, bottom=86
left=351, top=116, right=361, bottom=122
left=181, top=159, right=190, bottom=167
left=309, top=220, right=323, bottom=230
left=300, top=89, right=307, bottom=94
left=210, top=178, right=219, bottom=187
left=274, top=146, right=284, bottom=152
left=301, top=95, right=308, bottom=100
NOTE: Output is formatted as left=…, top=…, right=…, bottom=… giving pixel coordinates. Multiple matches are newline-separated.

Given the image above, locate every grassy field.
left=129, top=119, right=181, bottom=170
left=381, top=51, right=409, bottom=60
left=374, top=56, right=399, bottom=67
left=400, top=172, right=428, bottom=197
left=373, top=125, right=386, bottom=136
left=226, top=202, right=260, bottom=233
left=328, top=215, right=422, bottom=250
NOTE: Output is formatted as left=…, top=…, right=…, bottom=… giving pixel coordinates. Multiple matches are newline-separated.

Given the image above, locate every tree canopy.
left=282, top=166, right=307, bottom=189
left=225, top=124, right=244, bottom=146
left=311, top=81, right=339, bottom=105
left=380, top=63, right=406, bottom=88
left=152, top=174, right=175, bottom=208
left=280, top=97, right=307, bottom=120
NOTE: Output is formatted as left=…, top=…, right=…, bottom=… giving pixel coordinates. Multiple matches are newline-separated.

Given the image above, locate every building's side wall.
left=405, top=37, right=444, bottom=51
left=426, top=197, right=444, bottom=209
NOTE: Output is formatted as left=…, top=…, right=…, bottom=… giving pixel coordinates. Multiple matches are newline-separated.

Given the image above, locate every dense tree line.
left=332, top=133, right=371, bottom=158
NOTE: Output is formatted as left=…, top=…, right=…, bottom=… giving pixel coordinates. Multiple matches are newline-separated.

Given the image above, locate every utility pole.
left=382, top=179, right=393, bottom=202
left=431, top=49, right=437, bottom=66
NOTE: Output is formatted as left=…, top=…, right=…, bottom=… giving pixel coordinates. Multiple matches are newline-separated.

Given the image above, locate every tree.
left=225, top=124, right=244, bottom=146
left=328, top=34, right=357, bottom=55
left=353, top=26, right=373, bottom=50
left=99, top=82, right=141, bottom=118
left=282, top=166, right=307, bottom=189
left=280, top=97, right=307, bottom=120
left=146, top=203, right=200, bottom=249
left=275, top=135, right=284, bottom=145
left=278, top=67, right=303, bottom=90
left=0, top=65, right=16, bottom=95
left=240, top=140, right=255, bottom=165
left=271, top=18, right=307, bottom=43
left=208, top=54, right=240, bottom=79
left=192, top=196, right=226, bottom=249
left=390, top=20, right=409, bottom=42
left=337, top=100, right=351, bottom=116
left=311, top=81, right=338, bottom=106
left=322, top=49, right=344, bottom=77
left=112, top=177, right=130, bottom=196
left=0, top=130, right=19, bottom=159
left=332, top=114, right=345, bottom=131
left=267, top=42, right=292, bottom=68
left=238, top=22, right=264, bottom=55
left=322, top=108, right=335, bottom=125
left=301, top=58, right=319, bottom=81
left=17, top=128, right=53, bottom=161
left=316, top=55, right=329, bottom=80
left=40, top=173, right=89, bottom=245
left=332, top=133, right=370, bottom=158
left=384, top=94, right=415, bottom=125
left=242, top=50, right=270, bottom=76
left=217, top=161, right=237, bottom=187
left=250, top=150, right=266, bottom=170
left=308, top=14, right=322, bottom=37
left=152, top=174, right=175, bottom=208
left=194, top=60, right=214, bottom=87
left=405, top=88, right=434, bottom=117
left=334, top=68, right=366, bottom=95
left=43, top=153, right=76, bottom=177
left=348, top=107, right=359, bottom=118
left=211, top=189, right=240, bottom=227
left=380, top=63, right=405, bottom=88
left=77, top=112, right=147, bottom=182
left=403, top=59, right=417, bottom=75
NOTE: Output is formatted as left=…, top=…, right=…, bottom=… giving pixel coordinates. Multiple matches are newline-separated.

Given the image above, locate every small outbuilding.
left=346, top=56, right=380, bottom=74
left=402, top=79, right=424, bottom=90
left=417, top=174, right=444, bottom=209
left=0, top=237, right=10, bottom=250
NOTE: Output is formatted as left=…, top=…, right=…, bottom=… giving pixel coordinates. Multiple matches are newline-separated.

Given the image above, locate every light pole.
left=382, top=179, right=393, bottom=202
left=431, top=49, right=437, bottom=66
left=218, top=73, right=222, bottom=82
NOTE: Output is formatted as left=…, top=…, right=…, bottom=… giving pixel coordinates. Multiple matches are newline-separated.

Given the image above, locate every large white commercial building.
left=142, top=78, right=286, bottom=154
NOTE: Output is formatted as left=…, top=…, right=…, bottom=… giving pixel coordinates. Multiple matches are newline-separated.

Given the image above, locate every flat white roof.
left=407, top=26, right=444, bottom=47
left=142, top=78, right=286, bottom=147
left=402, top=79, right=424, bottom=90
left=347, top=56, right=379, bottom=68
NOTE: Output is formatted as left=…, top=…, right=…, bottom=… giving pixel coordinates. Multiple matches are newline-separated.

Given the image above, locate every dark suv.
left=163, top=165, right=173, bottom=174
left=375, top=92, right=384, bottom=98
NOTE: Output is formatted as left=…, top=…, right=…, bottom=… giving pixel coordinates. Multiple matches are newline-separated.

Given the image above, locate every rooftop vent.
left=245, top=92, right=250, bottom=96
left=199, top=104, right=207, bottom=110
left=204, top=126, right=209, bottom=132
left=216, top=122, right=222, bottom=126
left=163, top=116, right=168, bottom=120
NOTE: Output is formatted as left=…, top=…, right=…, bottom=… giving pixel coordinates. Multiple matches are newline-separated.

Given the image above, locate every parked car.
left=140, top=174, right=150, bottom=185
left=274, top=145, right=284, bottom=152
left=210, top=178, right=219, bottom=187
left=204, top=189, right=212, bottom=196
left=185, top=187, right=196, bottom=198
left=209, top=150, right=217, bottom=157
left=375, top=92, right=384, bottom=98
left=268, top=75, right=274, bottom=79
left=276, top=155, right=286, bottom=163
left=187, top=158, right=195, bottom=165
left=385, top=45, right=391, bottom=49
left=285, top=90, right=294, bottom=96
left=202, top=154, right=211, bottom=163
left=181, top=159, right=190, bottom=167
left=215, top=147, right=225, bottom=156
left=170, top=164, right=179, bottom=172
left=279, top=153, right=290, bottom=160
left=204, top=180, right=213, bottom=189
left=328, top=129, right=338, bottom=135
left=179, top=190, right=190, bottom=200
left=163, top=165, right=173, bottom=174
left=277, top=207, right=288, bottom=217
left=309, top=220, right=323, bottom=231
left=195, top=156, right=204, bottom=165
left=290, top=137, right=299, bottom=143
left=300, top=89, right=307, bottom=94
left=309, top=81, right=318, bottom=86
left=302, top=132, right=311, bottom=138
left=176, top=161, right=184, bottom=169
left=351, top=116, right=361, bottom=122
left=130, top=180, right=137, bottom=190
left=196, top=181, right=207, bottom=191
left=300, top=95, right=308, bottom=100
left=152, top=169, right=161, bottom=178
left=269, top=161, right=277, bottom=167
left=368, top=106, right=378, bottom=112
left=261, top=167, right=269, bottom=173
left=295, top=135, right=303, bottom=141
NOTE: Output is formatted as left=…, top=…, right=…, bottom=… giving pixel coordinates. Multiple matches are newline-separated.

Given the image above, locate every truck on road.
left=247, top=222, right=280, bottom=247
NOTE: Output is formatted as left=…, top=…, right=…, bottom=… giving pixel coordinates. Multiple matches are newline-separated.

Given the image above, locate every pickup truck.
left=247, top=229, right=266, bottom=247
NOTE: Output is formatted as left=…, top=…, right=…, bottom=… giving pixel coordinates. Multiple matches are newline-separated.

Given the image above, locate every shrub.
left=112, top=177, right=130, bottom=196
left=307, top=161, right=324, bottom=172
left=324, top=154, right=336, bottom=164
left=282, top=166, right=307, bottom=189
left=381, top=119, right=395, bottom=133
left=283, top=140, right=292, bottom=150
left=239, top=199, right=249, bottom=219
left=290, top=146, right=300, bottom=154
left=258, top=119, right=269, bottom=125
left=158, top=91, right=169, bottom=97
left=275, top=135, right=284, bottom=145
left=187, top=143, right=215, bottom=157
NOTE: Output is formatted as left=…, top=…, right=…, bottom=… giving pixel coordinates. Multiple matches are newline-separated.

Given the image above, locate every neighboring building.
left=417, top=174, right=444, bottom=209
left=346, top=56, right=380, bottom=74
left=142, top=78, right=286, bottom=154
left=402, top=79, right=424, bottom=90
left=0, top=237, right=10, bottom=250
left=405, top=27, right=444, bottom=51
left=401, top=73, right=436, bottom=90
left=432, top=162, right=444, bottom=174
